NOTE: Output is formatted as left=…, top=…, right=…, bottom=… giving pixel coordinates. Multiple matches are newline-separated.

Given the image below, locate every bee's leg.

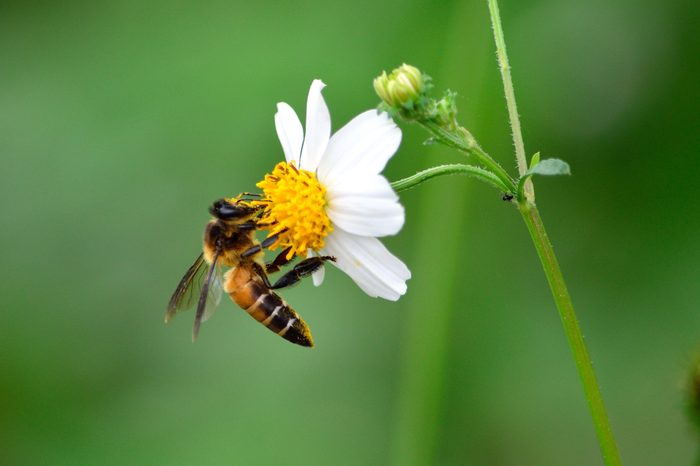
left=270, top=256, right=336, bottom=290
left=236, top=192, right=268, bottom=204
left=241, top=234, right=280, bottom=258
left=237, top=221, right=258, bottom=231
left=265, top=247, right=293, bottom=274
left=251, top=248, right=292, bottom=285
left=251, top=262, right=274, bottom=288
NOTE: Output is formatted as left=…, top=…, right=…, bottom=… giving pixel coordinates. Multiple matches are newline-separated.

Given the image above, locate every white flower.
left=261, top=79, right=410, bottom=300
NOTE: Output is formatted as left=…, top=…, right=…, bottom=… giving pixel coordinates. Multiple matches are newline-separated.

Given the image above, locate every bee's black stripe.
left=243, top=280, right=313, bottom=347
left=277, top=318, right=296, bottom=337
left=261, top=304, right=283, bottom=326
left=259, top=294, right=290, bottom=333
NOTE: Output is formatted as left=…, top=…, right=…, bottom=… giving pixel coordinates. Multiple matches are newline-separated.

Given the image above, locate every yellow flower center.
left=252, top=161, right=332, bottom=259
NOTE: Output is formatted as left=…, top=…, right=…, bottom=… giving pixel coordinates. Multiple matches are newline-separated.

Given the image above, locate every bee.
left=166, top=197, right=333, bottom=347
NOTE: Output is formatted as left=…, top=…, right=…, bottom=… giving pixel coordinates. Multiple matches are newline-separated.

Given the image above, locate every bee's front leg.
left=241, top=233, right=280, bottom=258
left=237, top=221, right=258, bottom=231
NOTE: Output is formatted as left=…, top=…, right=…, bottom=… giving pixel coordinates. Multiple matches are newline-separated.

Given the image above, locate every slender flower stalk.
left=519, top=202, right=622, bottom=465
left=417, top=120, right=515, bottom=192
left=487, top=1, right=622, bottom=463
left=391, top=163, right=510, bottom=193
left=376, top=1, right=623, bottom=463
left=487, top=0, right=532, bottom=199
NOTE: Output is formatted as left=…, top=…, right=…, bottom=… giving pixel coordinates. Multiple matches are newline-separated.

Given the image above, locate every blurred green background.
left=1, top=0, right=698, bottom=464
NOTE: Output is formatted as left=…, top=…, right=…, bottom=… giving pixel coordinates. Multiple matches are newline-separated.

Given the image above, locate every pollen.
left=253, top=162, right=332, bottom=259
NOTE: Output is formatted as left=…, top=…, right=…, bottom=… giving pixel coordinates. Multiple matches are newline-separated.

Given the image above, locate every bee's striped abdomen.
left=225, top=265, right=314, bottom=347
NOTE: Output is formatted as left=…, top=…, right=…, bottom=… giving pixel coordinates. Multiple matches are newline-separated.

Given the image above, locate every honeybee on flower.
left=167, top=80, right=410, bottom=345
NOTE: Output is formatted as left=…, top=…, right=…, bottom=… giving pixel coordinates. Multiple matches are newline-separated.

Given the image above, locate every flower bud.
left=435, top=92, right=458, bottom=128
left=373, top=72, right=392, bottom=105
left=374, top=64, right=425, bottom=109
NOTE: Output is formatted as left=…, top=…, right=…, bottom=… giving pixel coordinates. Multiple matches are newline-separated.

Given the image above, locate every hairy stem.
left=418, top=120, right=516, bottom=193
left=488, top=0, right=622, bottom=462
left=519, top=201, right=622, bottom=465
left=487, top=0, right=533, bottom=199
left=391, top=164, right=509, bottom=193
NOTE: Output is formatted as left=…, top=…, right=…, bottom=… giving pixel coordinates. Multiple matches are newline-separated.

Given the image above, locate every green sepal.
left=376, top=102, right=396, bottom=116
left=529, top=152, right=540, bottom=170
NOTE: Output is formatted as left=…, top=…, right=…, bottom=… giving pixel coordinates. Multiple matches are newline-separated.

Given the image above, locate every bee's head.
left=209, top=198, right=255, bottom=220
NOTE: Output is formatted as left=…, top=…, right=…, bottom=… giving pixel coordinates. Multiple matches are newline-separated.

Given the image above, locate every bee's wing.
left=165, top=253, right=223, bottom=325
left=192, top=250, right=222, bottom=341
left=202, top=266, right=223, bottom=323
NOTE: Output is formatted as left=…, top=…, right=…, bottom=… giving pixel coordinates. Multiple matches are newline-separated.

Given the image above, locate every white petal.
left=299, top=79, right=330, bottom=172
left=326, top=174, right=404, bottom=237
left=274, top=102, right=303, bottom=165
left=317, top=110, right=401, bottom=185
left=312, top=265, right=325, bottom=287
left=324, top=228, right=410, bottom=301
left=307, top=249, right=325, bottom=286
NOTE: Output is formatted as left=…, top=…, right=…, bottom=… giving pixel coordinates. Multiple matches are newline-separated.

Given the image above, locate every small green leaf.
left=529, top=152, right=540, bottom=170
left=528, top=158, right=571, bottom=176
left=517, top=158, right=571, bottom=201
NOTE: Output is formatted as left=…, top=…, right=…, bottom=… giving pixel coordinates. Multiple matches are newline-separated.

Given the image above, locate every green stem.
left=418, top=120, right=516, bottom=193
left=487, top=0, right=533, bottom=199
left=488, top=0, right=621, bottom=462
left=519, top=201, right=622, bottom=465
left=391, top=164, right=509, bottom=193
